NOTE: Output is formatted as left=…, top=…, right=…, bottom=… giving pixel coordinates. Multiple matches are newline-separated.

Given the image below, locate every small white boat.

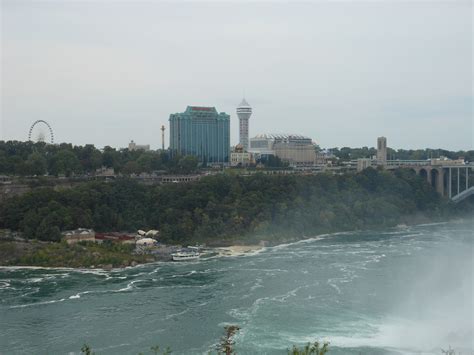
left=171, top=250, right=200, bottom=261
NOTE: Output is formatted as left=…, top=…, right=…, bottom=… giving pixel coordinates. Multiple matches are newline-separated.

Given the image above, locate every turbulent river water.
left=1, top=220, right=473, bottom=355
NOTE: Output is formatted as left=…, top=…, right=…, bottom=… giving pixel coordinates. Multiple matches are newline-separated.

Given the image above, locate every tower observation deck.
left=236, top=98, right=252, bottom=151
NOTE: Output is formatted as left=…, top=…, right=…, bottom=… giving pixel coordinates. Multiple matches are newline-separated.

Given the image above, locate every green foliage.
left=0, top=168, right=461, bottom=244
left=257, top=154, right=289, bottom=168
left=150, top=345, right=172, bottom=355
left=1, top=240, right=149, bottom=268
left=288, top=342, right=330, bottom=355
left=78, top=328, right=329, bottom=355
left=50, top=149, right=82, bottom=176
left=81, top=344, right=94, bottom=355
left=329, top=147, right=473, bottom=163
left=176, top=155, right=198, bottom=174
left=0, top=140, right=181, bottom=177
left=36, top=222, right=61, bottom=242
left=22, top=152, right=47, bottom=176
left=329, top=146, right=377, bottom=161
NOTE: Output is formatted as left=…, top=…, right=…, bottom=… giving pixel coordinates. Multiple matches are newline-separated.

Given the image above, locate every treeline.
left=0, top=141, right=198, bottom=177
left=1, top=168, right=466, bottom=244
left=0, top=141, right=287, bottom=177
left=329, top=147, right=473, bottom=162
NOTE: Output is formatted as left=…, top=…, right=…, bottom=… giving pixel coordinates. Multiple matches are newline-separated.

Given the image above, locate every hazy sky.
left=1, top=0, right=472, bottom=150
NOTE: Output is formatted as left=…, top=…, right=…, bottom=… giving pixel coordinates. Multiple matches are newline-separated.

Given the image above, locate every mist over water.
left=0, top=220, right=472, bottom=354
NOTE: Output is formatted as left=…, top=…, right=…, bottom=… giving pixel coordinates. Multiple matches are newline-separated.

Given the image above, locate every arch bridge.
left=385, top=161, right=474, bottom=203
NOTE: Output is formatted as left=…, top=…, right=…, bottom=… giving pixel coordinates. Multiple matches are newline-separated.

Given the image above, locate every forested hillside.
left=1, top=168, right=466, bottom=244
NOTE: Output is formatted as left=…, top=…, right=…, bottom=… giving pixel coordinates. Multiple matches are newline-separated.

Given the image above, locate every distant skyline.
left=1, top=0, right=472, bottom=150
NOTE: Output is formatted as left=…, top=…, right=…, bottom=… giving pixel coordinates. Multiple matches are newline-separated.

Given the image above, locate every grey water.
left=0, top=220, right=473, bottom=355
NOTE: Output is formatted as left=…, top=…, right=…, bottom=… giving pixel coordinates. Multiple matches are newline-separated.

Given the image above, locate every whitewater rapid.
left=0, top=220, right=472, bottom=354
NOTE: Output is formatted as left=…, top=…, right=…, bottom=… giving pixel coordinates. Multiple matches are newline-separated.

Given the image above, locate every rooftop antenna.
left=161, top=125, right=166, bottom=150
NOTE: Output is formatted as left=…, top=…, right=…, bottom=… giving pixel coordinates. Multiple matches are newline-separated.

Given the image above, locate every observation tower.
left=236, top=98, right=252, bottom=151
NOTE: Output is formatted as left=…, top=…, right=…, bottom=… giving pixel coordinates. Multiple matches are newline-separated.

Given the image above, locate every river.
left=0, top=220, right=472, bottom=354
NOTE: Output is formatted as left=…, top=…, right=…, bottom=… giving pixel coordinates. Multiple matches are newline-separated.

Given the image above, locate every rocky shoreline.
left=0, top=236, right=266, bottom=269
left=1, top=216, right=465, bottom=270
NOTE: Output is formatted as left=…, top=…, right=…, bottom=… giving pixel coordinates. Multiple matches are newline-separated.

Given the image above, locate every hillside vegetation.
left=1, top=168, right=468, bottom=245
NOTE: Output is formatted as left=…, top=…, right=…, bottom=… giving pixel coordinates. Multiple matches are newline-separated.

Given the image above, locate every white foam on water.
left=197, top=300, right=210, bottom=307
left=72, top=268, right=111, bottom=277
left=239, top=267, right=288, bottom=273
left=149, top=266, right=161, bottom=274
left=327, top=280, right=342, bottom=295
left=164, top=308, right=189, bottom=320
left=0, top=280, right=11, bottom=289
left=271, top=284, right=311, bottom=303
left=170, top=270, right=197, bottom=278
left=415, top=221, right=449, bottom=227
left=267, top=236, right=328, bottom=251
left=113, top=279, right=145, bottom=292
left=215, top=247, right=268, bottom=259
left=94, top=342, right=132, bottom=352
left=127, top=271, right=148, bottom=278
left=23, top=277, right=44, bottom=283
left=323, top=317, right=473, bottom=354
left=0, top=266, right=73, bottom=271
left=9, top=298, right=66, bottom=309
left=249, top=278, right=264, bottom=292
left=228, top=307, right=252, bottom=321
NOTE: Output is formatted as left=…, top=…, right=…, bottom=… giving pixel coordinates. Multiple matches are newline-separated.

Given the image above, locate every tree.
left=122, top=161, right=140, bottom=175
left=77, top=145, right=103, bottom=172
left=19, top=210, right=42, bottom=239
left=50, top=150, right=82, bottom=176
left=137, top=153, right=155, bottom=173
left=102, top=146, right=119, bottom=169
left=36, top=220, right=61, bottom=242
left=288, top=342, right=330, bottom=355
left=150, top=345, right=172, bottom=355
left=23, top=152, right=47, bottom=176
left=177, top=156, right=198, bottom=174
left=81, top=344, right=94, bottom=355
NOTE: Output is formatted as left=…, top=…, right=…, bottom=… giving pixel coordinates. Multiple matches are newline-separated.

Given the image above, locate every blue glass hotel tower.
left=169, top=106, right=230, bottom=163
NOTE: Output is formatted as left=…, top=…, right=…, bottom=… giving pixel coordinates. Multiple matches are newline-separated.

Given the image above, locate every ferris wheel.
left=28, top=120, right=54, bottom=144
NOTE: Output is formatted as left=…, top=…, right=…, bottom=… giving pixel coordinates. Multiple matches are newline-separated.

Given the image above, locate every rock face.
left=103, top=264, right=113, bottom=271
left=131, top=261, right=138, bottom=267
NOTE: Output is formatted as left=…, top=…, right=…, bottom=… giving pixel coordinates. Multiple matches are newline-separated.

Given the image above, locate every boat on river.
left=171, top=248, right=200, bottom=261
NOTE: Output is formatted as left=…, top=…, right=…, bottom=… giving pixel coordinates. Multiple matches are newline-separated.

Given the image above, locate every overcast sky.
left=1, top=0, right=472, bottom=150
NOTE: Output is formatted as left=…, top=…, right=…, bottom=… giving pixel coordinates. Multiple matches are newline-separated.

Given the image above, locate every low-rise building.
left=249, top=134, right=276, bottom=155
left=62, top=228, right=95, bottom=244
left=250, top=134, right=319, bottom=167
left=95, top=232, right=136, bottom=244
left=95, top=167, right=115, bottom=178
left=357, top=158, right=373, bottom=171
left=160, top=175, right=201, bottom=184
left=273, top=141, right=316, bottom=167
left=230, top=144, right=254, bottom=167
left=128, top=140, right=150, bottom=151
left=135, top=238, right=158, bottom=253
left=431, top=157, right=465, bottom=166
